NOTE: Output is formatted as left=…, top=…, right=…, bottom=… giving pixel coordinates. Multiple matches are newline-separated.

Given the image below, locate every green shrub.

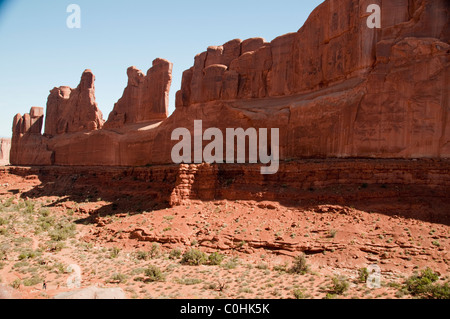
left=10, top=279, right=21, bottom=289
left=169, top=248, right=182, bottom=260
left=37, top=216, right=55, bottom=232
left=149, top=243, right=161, bottom=258
left=208, top=252, right=224, bottom=266
left=45, top=241, right=65, bottom=252
left=330, top=276, right=349, bottom=295
left=49, top=222, right=76, bottom=241
left=23, top=200, right=35, bottom=214
left=181, top=249, right=208, bottom=266
left=222, top=257, right=239, bottom=269
left=110, top=247, right=121, bottom=259
left=293, top=289, right=306, bottom=299
left=109, top=273, right=127, bottom=284
left=176, top=277, right=203, bottom=285
left=144, top=265, right=165, bottom=282
left=358, top=268, right=369, bottom=283
left=22, top=276, right=42, bottom=287
left=290, top=254, right=309, bottom=275
left=404, top=267, right=449, bottom=299
left=18, top=250, right=39, bottom=260
left=136, top=250, right=149, bottom=261
left=427, top=282, right=450, bottom=299
left=0, top=217, right=7, bottom=226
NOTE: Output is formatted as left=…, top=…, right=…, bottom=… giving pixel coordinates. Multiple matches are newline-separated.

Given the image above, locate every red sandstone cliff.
left=9, top=0, right=450, bottom=166
left=11, top=107, right=52, bottom=165
left=44, top=69, right=104, bottom=137
left=104, top=58, right=173, bottom=129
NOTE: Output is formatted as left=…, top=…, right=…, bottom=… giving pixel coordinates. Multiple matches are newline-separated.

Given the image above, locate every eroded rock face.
left=11, top=107, right=52, bottom=165
left=104, top=58, right=173, bottom=129
left=44, top=69, right=104, bottom=137
left=9, top=0, right=450, bottom=166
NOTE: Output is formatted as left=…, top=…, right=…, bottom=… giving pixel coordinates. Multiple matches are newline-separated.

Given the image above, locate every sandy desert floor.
left=0, top=170, right=448, bottom=299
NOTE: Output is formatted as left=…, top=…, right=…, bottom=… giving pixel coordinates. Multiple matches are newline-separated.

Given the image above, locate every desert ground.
left=0, top=167, right=448, bottom=299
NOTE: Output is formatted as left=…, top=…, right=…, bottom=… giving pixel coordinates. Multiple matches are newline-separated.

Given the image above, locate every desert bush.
left=169, top=248, right=182, bottom=260
left=144, top=265, right=165, bottom=282
left=330, top=276, right=349, bottom=295
left=181, top=249, right=208, bottom=266
left=176, top=277, right=203, bottom=285
left=293, top=288, right=307, bottom=299
left=109, top=273, right=127, bottom=284
left=290, top=254, right=309, bottom=275
left=329, top=229, right=337, bottom=238
left=358, top=268, right=369, bottom=283
left=49, top=222, right=76, bottom=241
left=208, top=252, right=224, bottom=266
left=37, top=215, right=55, bottom=232
left=18, top=250, right=40, bottom=260
left=10, top=279, right=21, bottom=289
left=45, top=241, right=65, bottom=252
left=136, top=250, right=149, bottom=261
left=0, top=217, right=7, bottom=226
left=222, top=257, right=239, bottom=269
left=149, top=243, right=161, bottom=258
left=110, top=247, right=121, bottom=259
left=23, top=200, right=35, bottom=214
left=22, top=276, right=42, bottom=287
left=404, top=267, right=449, bottom=299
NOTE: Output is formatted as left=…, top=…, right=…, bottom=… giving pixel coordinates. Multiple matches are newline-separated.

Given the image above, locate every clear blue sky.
left=0, top=0, right=324, bottom=138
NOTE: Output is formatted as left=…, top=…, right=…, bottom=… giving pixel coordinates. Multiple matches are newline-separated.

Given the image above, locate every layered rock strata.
left=9, top=0, right=450, bottom=166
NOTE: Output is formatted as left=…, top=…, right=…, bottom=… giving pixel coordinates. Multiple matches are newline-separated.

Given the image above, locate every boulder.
left=52, top=286, right=126, bottom=299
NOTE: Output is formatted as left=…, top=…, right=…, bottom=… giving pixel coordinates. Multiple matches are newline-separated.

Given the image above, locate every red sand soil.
left=0, top=164, right=448, bottom=299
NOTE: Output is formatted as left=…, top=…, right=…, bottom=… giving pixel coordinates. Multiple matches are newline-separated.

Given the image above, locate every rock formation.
left=9, top=0, right=450, bottom=166
left=104, top=58, right=173, bottom=129
left=10, top=107, right=52, bottom=165
left=0, top=138, right=11, bottom=166
left=44, top=69, right=104, bottom=137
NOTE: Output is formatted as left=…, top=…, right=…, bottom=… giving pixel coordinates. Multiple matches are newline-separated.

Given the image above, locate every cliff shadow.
left=10, top=159, right=450, bottom=227
left=16, top=166, right=177, bottom=225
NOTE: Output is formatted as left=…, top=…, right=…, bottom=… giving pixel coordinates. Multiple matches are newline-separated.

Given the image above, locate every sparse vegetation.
left=49, top=222, right=76, bottom=241
left=290, top=254, right=309, bottom=275
left=169, top=248, right=182, bottom=260
left=144, top=265, right=165, bottom=282
left=404, top=268, right=450, bottom=299
left=109, top=273, right=127, bottom=284
left=0, top=184, right=449, bottom=300
left=181, top=249, right=208, bottom=266
left=330, top=276, right=349, bottom=295
left=358, top=268, right=369, bottom=283
left=293, top=288, right=307, bottom=299
left=110, top=247, right=121, bottom=259
left=208, top=252, right=224, bottom=266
